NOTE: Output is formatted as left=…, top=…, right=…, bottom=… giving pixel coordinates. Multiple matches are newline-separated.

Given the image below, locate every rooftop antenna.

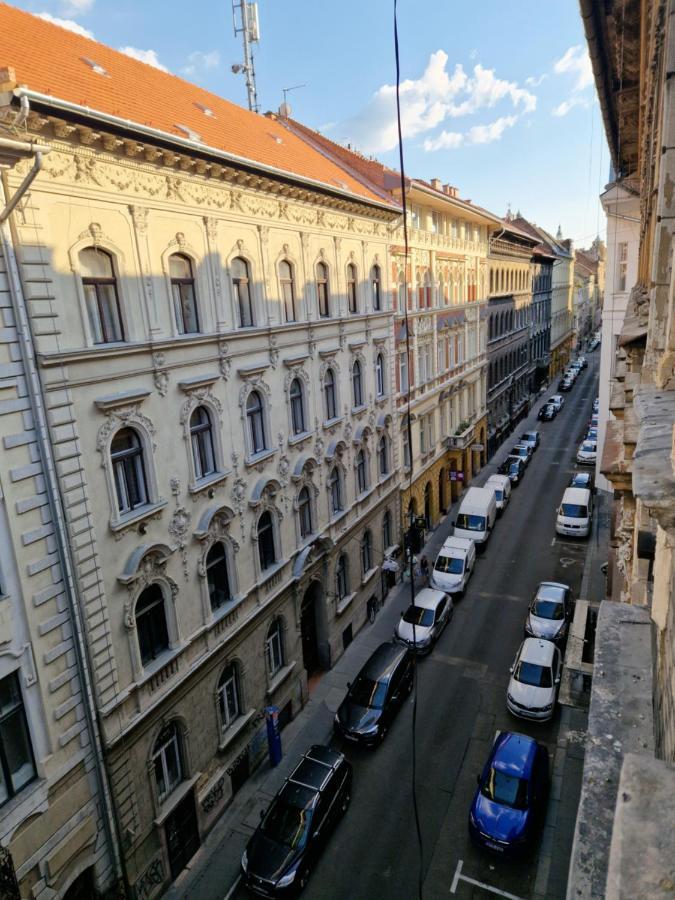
left=231, top=1, right=260, bottom=113
left=279, top=83, right=306, bottom=118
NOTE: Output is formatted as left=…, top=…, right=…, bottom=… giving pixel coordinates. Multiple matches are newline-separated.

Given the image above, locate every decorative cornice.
left=282, top=354, right=311, bottom=367
left=237, top=363, right=270, bottom=379
left=177, top=373, right=221, bottom=392
left=94, top=388, right=151, bottom=412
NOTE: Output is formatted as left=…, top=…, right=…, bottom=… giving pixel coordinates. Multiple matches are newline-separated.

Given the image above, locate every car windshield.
left=492, top=489, right=503, bottom=501
left=349, top=674, right=388, bottom=709
left=571, top=475, right=589, bottom=487
left=581, top=442, right=596, bottom=452
left=512, top=447, right=527, bottom=456
left=561, top=503, right=588, bottom=518
left=514, top=660, right=552, bottom=688
left=456, top=513, right=486, bottom=531
left=522, top=434, right=535, bottom=441
left=482, top=768, right=529, bottom=810
left=261, top=793, right=313, bottom=849
left=532, top=599, right=564, bottom=620
left=508, top=462, right=521, bottom=474
left=435, top=555, right=464, bottom=575
left=403, top=605, right=435, bottom=627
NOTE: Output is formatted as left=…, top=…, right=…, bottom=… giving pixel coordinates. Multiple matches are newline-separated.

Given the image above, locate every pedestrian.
left=420, top=555, right=430, bottom=585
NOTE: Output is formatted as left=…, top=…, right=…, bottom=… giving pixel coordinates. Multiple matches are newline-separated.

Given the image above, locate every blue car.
left=469, top=731, right=549, bottom=856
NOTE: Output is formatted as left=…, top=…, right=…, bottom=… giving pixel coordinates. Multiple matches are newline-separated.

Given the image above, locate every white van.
left=485, top=474, right=511, bottom=515
left=453, top=486, right=497, bottom=550
left=431, top=536, right=476, bottom=595
left=556, top=487, right=593, bottom=538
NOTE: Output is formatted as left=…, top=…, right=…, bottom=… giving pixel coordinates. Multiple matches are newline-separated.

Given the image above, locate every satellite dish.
left=279, top=102, right=292, bottom=118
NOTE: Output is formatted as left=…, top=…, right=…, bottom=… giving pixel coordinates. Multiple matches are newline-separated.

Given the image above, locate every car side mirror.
left=346, top=681, right=351, bottom=689
left=555, top=675, right=561, bottom=684
left=509, top=665, right=514, bottom=674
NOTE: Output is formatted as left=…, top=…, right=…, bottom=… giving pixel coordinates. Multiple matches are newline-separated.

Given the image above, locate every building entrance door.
left=300, top=584, right=321, bottom=676
left=165, top=791, right=200, bottom=880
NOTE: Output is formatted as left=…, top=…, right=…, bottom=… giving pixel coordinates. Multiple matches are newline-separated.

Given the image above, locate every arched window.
left=352, top=360, right=364, bottom=407
left=218, top=663, right=241, bottom=731
left=382, top=510, right=392, bottom=550
left=232, top=256, right=254, bottom=327
left=190, top=406, right=216, bottom=480
left=335, top=554, right=349, bottom=600
left=378, top=435, right=389, bottom=476
left=153, top=722, right=184, bottom=803
left=246, top=390, right=267, bottom=454
left=289, top=378, right=306, bottom=435
left=360, top=530, right=373, bottom=575
left=371, top=264, right=381, bottom=311
left=375, top=353, right=385, bottom=397
left=111, top=428, right=148, bottom=514
left=328, top=466, right=343, bottom=514
left=356, top=449, right=368, bottom=494
left=279, top=260, right=297, bottom=322
left=265, top=619, right=284, bottom=676
left=324, top=368, right=337, bottom=421
left=136, top=584, right=169, bottom=667
left=79, top=247, right=124, bottom=344
left=169, top=253, right=199, bottom=334
left=257, top=511, right=276, bottom=570
left=347, top=263, right=358, bottom=313
left=298, top=486, right=312, bottom=538
left=316, top=261, right=330, bottom=318
left=206, top=542, right=231, bottom=611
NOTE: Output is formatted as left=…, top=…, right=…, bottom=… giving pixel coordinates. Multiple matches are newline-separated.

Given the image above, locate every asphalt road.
left=232, top=355, right=599, bottom=900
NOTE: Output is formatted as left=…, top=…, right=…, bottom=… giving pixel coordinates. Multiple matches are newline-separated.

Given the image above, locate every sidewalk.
left=163, top=390, right=568, bottom=900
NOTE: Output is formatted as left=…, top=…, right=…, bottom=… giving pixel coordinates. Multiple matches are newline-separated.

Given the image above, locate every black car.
left=500, top=456, right=525, bottom=484
left=537, top=404, right=557, bottom=421
left=242, top=745, right=352, bottom=896
left=569, top=471, right=595, bottom=493
left=334, top=642, right=413, bottom=746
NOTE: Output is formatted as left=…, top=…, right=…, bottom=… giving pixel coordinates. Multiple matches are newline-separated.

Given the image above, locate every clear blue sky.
left=16, top=0, right=608, bottom=247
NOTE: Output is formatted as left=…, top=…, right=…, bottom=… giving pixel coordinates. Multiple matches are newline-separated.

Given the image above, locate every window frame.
left=360, top=530, right=373, bottom=575
left=189, top=406, right=217, bottom=481
left=355, top=448, right=368, bottom=495
left=297, top=485, right=313, bottom=539
left=265, top=620, right=284, bottom=677
left=335, top=553, right=349, bottom=600
left=352, top=360, right=364, bottom=408
left=111, top=427, right=149, bottom=515
left=279, top=259, right=297, bottom=323
left=232, top=256, right=255, bottom=328
left=152, top=722, right=184, bottom=804
left=371, top=264, right=381, bottom=311
left=169, top=253, right=200, bottom=335
left=246, top=390, right=268, bottom=456
left=136, top=583, right=170, bottom=667
left=375, top=353, right=385, bottom=397
left=289, top=378, right=307, bottom=437
left=316, top=261, right=330, bottom=318
left=0, top=671, right=37, bottom=808
left=80, top=247, right=125, bottom=345
left=324, top=368, right=338, bottom=422
left=217, top=663, right=241, bottom=731
left=328, top=466, right=343, bottom=515
left=378, top=435, right=389, bottom=477
left=257, top=510, right=277, bottom=571
left=206, top=541, right=232, bottom=612
left=346, top=263, right=358, bottom=314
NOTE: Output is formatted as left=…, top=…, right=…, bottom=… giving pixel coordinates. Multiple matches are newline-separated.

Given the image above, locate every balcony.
left=446, top=420, right=475, bottom=450
left=391, top=226, right=487, bottom=255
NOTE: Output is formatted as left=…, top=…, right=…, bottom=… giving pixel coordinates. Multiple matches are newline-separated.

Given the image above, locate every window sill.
left=288, top=431, right=312, bottom=447
left=189, top=470, right=231, bottom=495
left=154, top=774, right=201, bottom=826
left=361, top=566, right=379, bottom=587
left=266, top=661, right=296, bottom=698
left=330, top=508, right=348, bottom=525
left=351, top=404, right=368, bottom=415
left=211, top=594, right=245, bottom=624
left=322, top=416, right=344, bottom=430
left=137, top=644, right=182, bottom=685
left=336, top=592, right=356, bottom=616
left=109, top=498, right=168, bottom=533
left=218, top=708, right=256, bottom=752
left=356, top=486, right=375, bottom=503
left=245, top=448, right=277, bottom=467
left=258, top=559, right=286, bottom=586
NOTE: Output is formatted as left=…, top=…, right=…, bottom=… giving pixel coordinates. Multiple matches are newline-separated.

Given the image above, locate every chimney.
left=443, top=184, right=458, bottom=198
left=430, top=177, right=442, bottom=191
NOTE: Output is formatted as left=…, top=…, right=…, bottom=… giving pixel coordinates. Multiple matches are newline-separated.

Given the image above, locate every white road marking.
left=559, top=556, right=577, bottom=568
left=223, top=874, right=241, bottom=900
left=450, top=859, right=526, bottom=899
left=550, top=537, right=556, bottom=546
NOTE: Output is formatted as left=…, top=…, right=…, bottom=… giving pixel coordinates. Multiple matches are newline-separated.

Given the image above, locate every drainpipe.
left=0, top=141, right=127, bottom=893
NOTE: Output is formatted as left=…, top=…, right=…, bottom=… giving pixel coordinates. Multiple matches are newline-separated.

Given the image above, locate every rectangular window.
left=431, top=211, right=440, bottom=234
left=451, top=219, right=458, bottom=240
left=0, top=673, right=36, bottom=807
left=411, top=207, right=421, bottom=230
left=419, top=417, right=427, bottom=455
left=399, top=353, right=409, bottom=393
left=618, top=242, right=628, bottom=292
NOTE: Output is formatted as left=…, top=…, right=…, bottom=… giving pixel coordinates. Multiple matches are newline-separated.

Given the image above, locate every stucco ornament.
left=169, top=506, right=192, bottom=581
left=96, top=405, right=157, bottom=456
left=218, top=341, right=232, bottom=380
left=152, top=352, right=169, bottom=398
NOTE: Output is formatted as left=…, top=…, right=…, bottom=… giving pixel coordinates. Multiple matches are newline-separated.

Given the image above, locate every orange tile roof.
left=0, top=2, right=390, bottom=207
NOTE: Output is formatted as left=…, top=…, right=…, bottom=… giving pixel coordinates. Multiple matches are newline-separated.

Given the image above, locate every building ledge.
left=600, top=419, right=632, bottom=480
left=605, top=753, right=675, bottom=900
left=567, top=600, right=653, bottom=900
left=632, top=386, right=675, bottom=529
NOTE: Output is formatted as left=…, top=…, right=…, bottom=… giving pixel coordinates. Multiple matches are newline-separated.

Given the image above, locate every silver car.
left=524, top=582, right=572, bottom=644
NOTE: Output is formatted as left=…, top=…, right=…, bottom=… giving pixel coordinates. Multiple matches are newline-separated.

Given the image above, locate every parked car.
left=569, top=471, right=595, bottom=493
left=519, top=430, right=540, bottom=452
left=524, top=582, right=573, bottom=645
left=334, top=642, right=413, bottom=746
left=579, top=356, right=588, bottom=369
left=538, top=403, right=557, bottom=422
left=468, top=731, right=549, bottom=856
left=592, top=397, right=599, bottom=413
left=507, top=639, right=562, bottom=722
left=502, top=456, right=525, bottom=484
left=549, top=394, right=564, bottom=410
left=453, top=486, right=498, bottom=550
left=576, top=439, right=597, bottom=465
left=556, top=486, right=593, bottom=538
left=485, top=473, right=512, bottom=515
left=510, top=444, right=532, bottom=467
left=589, top=413, right=599, bottom=428
left=559, top=377, right=573, bottom=392
left=431, top=537, right=476, bottom=595
left=395, top=587, right=453, bottom=652
left=586, top=428, right=598, bottom=442
left=241, top=745, right=352, bottom=896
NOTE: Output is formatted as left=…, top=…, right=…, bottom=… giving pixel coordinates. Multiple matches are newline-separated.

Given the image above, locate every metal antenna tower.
left=231, top=1, right=260, bottom=113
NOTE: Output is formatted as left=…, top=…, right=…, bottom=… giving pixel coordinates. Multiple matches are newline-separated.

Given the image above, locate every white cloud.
left=182, top=50, right=220, bottom=76
left=552, top=95, right=591, bottom=117
left=119, top=46, right=168, bottom=72
left=60, top=0, right=93, bottom=14
left=553, top=45, right=593, bottom=92
left=38, top=12, right=94, bottom=38
left=423, top=114, right=518, bottom=151
left=525, top=73, right=547, bottom=87
left=333, top=51, right=536, bottom=154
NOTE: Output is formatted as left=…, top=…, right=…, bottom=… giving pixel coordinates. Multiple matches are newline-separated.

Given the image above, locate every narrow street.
left=177, top=354, right=603, bottom=900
